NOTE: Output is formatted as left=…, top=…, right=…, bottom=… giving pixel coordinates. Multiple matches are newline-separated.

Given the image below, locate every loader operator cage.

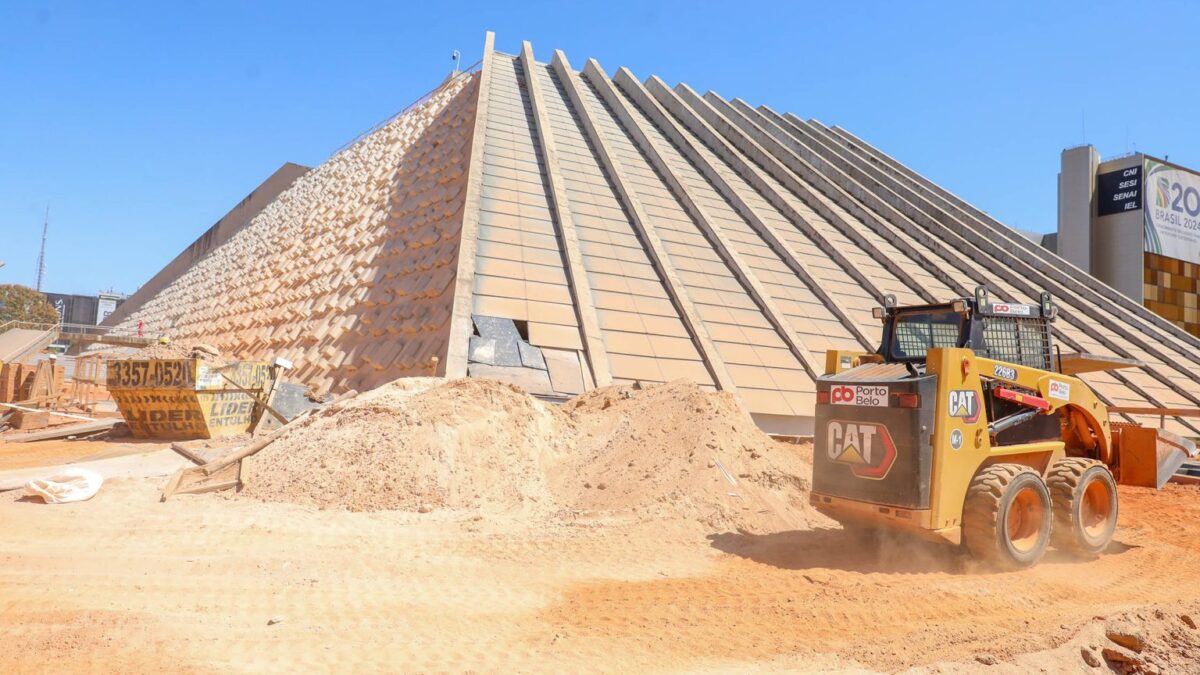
left=975, top=315, right=1053, bottom=371
left=879, top=287, right=1056, bottom=372
left=889, top=309, right=966, bottom=361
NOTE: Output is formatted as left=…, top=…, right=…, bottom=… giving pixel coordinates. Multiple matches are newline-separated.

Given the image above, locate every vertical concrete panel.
left=1057, top=145, right=1099, bottom=273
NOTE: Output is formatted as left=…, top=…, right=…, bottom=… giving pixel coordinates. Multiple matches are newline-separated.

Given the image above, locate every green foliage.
left=0, top=284, right=60, bottom=325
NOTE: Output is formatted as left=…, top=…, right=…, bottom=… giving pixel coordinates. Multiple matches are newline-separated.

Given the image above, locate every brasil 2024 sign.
left=1145, top=158, right=1200, bottom=265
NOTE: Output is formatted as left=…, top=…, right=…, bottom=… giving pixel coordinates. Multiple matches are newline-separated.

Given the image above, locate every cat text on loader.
left=811, top=287, right=1197, bottom=569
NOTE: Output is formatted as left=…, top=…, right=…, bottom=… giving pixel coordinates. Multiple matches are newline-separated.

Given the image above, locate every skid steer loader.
left=811, top=287, right=1196, bottom=569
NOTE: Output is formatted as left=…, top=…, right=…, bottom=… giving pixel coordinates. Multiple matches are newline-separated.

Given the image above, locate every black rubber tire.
left=962, top=464, right=1052, bottom=570
left=1046, top=458, right=1119, bottom=556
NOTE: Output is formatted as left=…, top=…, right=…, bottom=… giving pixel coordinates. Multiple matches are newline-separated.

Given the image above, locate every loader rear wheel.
left=962, top=464, right=1052, bottom=569
left=1047, top=459, right=1118, bottom=556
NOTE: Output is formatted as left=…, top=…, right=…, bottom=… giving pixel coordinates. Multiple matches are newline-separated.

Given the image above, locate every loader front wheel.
left=962, top=464, right=1052, bottom=569
left=1047, top=459, right=1118, bottom=556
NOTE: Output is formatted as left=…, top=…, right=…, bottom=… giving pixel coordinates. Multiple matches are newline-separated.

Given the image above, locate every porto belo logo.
left=826, top=420, right=897, bottom=480
left=1047, top=380, right=1071, bottom=401
left=829, top=385, right=889, bottom=407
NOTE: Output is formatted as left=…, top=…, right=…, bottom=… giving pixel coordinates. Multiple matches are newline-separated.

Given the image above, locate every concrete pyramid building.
left=112, top=33, right=1200, bottom=436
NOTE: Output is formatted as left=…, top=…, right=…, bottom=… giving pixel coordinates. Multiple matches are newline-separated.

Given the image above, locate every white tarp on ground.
left=23, top=468, right=104, bottom=503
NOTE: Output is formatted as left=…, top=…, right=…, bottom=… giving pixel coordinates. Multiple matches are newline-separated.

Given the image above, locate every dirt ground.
left=2, top=379, right=1199, bottom=673
left=0, top=437, right=163, bottom=471
left=1, top=474, right=1197, bottom=672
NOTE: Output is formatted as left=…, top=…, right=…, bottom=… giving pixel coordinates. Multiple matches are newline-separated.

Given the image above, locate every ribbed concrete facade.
left=115, top=33, right=1200, bottom=437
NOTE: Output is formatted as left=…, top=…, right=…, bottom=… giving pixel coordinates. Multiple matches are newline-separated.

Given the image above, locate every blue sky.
left=2, top=1, right=1198, bottom=296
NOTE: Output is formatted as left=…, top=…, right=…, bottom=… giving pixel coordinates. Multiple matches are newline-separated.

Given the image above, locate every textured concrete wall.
left=104, top=163, right=309, bottom=329
left=112, top=73, right=479, bottom=394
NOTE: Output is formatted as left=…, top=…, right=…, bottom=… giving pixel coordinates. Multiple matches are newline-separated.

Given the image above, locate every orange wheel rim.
left=1081, top=478, right=1114, bottom=539
left=1006, top=486, right=1045, bottom=554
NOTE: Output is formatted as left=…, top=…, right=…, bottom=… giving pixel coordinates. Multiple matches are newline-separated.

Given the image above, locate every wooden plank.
left=550, top=49, right=738, bottom=394
left=5, top=418, right=116, bottom=443
left=169, top=442, right=208, bottom=466
left=444, top=31, right=498, bottom=379
left=518, top=41, right=611, bottom=388
left=166, top=461, right=241, bottom=500
left=218, top=371, right=288, bottom=425
left=201, top=434, right=278, bottom=476
left=159, top=468, right=185, bottom=501
left=192, top=382, right=336, bottom=476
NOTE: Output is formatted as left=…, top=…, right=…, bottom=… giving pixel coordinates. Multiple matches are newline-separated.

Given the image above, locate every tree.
left=0, top=284, right=60, bottom=325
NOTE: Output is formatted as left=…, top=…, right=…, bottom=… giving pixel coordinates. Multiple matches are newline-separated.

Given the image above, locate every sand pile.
left=238, top=377, right=820, bottom=532
left=559, top=382, right=821, bottom=533
left=125, top=339, right=229, bottom=364
left=240, top=378, right=573, bottom=514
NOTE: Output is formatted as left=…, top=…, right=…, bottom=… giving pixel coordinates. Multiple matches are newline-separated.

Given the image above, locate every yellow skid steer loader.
left=811, top=287, right=1196, bottom=569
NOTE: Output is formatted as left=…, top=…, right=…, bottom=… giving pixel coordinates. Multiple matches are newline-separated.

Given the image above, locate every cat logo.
left=948, top=389, right=980, bottom=423
left=826, top=420, right=897, bottom=480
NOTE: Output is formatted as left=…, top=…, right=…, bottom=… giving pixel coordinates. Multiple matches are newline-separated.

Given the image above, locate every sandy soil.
left=0, top=438, right=164, bottom=471
left=1, top=475, right=1197, bottom=673
left=2, top=379, right=1198, bottom=672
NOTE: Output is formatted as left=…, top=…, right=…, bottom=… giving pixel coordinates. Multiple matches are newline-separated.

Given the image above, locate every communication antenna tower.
left=35, top=204, right=49, bottom=292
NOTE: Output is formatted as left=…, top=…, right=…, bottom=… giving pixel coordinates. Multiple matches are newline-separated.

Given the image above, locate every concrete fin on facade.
left=111, top=33, right=1200, bottom=437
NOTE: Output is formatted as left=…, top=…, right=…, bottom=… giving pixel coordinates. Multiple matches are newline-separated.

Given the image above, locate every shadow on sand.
left=708, top=528, right=1135, bottom=576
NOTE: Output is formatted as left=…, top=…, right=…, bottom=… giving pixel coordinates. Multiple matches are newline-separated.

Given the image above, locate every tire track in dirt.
left=536, top=485, right=1200, bottom=671
left=1, top=462, right=1196, bottom=671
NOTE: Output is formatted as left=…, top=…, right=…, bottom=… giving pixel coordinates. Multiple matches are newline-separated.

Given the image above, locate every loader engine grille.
left=978, top=316, right=1052, bottom=370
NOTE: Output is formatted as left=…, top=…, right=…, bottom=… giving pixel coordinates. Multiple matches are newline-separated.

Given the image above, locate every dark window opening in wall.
left=513, top=319, right=530, bottom=341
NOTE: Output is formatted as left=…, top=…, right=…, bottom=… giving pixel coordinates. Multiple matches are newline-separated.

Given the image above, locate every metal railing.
left=328, top=58, right=483, bottom=159
left=0, top=320, right=153, bottom=345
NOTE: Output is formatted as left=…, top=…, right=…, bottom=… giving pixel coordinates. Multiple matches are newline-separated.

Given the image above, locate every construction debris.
left=23, top=467, right=104, bottom=504
left=4, top=30, right=1200, bottom=675
left=4, top=418, right=118, bottom=443
left=158, top=395, right=331, bottom=501
left=159, top=460, right=241, bottom=501
left=168, top=442, right=209, bottom=466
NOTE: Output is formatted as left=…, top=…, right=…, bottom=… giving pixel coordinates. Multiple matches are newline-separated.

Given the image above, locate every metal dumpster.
left=107, top=358, right=277, bottom=439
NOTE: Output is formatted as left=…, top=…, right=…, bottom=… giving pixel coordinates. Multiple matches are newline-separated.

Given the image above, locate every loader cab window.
left=889, top=310, right=964, bottom=361
left=979, top=316, right=1052, bottom=370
